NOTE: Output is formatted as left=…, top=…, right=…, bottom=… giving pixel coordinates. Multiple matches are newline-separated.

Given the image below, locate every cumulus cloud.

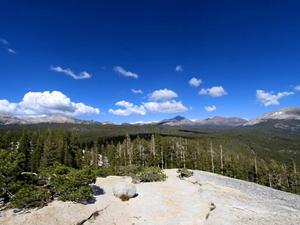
left=143, top=88, right=188, bottom=113
left=205, top=105, right=216, bottom=112
left=143, top=100, right=188, bottom=113
left=0, top=100, right=18, bottom=113
left=110, top=88, right=188, bottom=115
left=131, top=89, right=143, bottom=94
left=109, top=100, right=146, bottom=116
left=149, top=88, right=178, bottom=101
left=256, top=90, right=294, bottom=106
left=114, top=66, right=138, bottom=79
left=175, top=65, right=183, bottom=72
left=189, top=77, right=202, bottom=87
left=199, top=86, right=227, bottom=97
left=50, top=66, right=92, bottom=80
left=295, top=85, right=300, bottom=91
left=0, top=91, right=100, bottom=116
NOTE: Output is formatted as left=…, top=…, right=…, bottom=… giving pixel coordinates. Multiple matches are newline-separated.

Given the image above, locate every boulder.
left=112, top=183, right=137, bottom=201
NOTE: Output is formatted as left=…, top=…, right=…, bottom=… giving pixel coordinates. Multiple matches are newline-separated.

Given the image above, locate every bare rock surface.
left=1, top=169, right=300, bottom=225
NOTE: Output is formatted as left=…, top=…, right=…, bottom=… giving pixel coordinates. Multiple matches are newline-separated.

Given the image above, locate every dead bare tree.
left=150, top=134, right=156, bottom=156
left=125, top=134, right=132, bottom=165
left=254, top=156, right=258, bottom=183
left=161, top=146, right=164, bottom=169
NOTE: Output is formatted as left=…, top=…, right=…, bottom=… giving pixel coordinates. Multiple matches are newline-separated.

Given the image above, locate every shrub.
left=39, top=163, right=74, bottom=176
left=51, top=167, right=96, bottom=203
left=58, top=186, right=93, bottom=203
left=135, top=167, right=166, bottom=182
left=94, top=167, right=116, bottom=177
left=115, top=165, right=142, bottom=177
left=10, top=186, right=50, bottom=209
left=177, top=168, right=193, bottom=178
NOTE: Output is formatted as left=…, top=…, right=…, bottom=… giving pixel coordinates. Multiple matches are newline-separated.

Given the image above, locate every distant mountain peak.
left=0, top=113, right=100, bottom=125
left=158, top=116, right=192, bottom=126
left=0, top=113, right=26, bottom=125
left=158, top=115, right=247, bottom=127
left=196, top=116, right=247, bottom=127
left=246, top=107, right=300, bottom=126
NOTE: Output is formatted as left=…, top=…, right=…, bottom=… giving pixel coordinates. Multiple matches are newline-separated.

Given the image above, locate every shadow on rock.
left=92, top=185, right=105, bottom=196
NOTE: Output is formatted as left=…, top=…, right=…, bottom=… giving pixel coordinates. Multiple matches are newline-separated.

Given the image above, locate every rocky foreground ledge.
left=1, top=169, right=300, bottom=225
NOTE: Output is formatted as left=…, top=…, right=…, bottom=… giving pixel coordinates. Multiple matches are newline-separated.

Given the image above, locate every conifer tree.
left=19, top=129, right=31, bottom=171
left=30, top=131, right=43, bottom=171
left=92, top=141, right=99, bottom=169
left=41, top=129, right=54, bottom=167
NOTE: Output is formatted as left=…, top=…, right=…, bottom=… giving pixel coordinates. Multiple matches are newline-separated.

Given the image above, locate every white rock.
left=112, top=182, right=137, bottom=199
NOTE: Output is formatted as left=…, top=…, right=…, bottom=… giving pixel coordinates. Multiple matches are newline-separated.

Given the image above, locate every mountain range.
left=0, top=113, right=98, bottom=125
left=1, top=107, right=300, bottom=131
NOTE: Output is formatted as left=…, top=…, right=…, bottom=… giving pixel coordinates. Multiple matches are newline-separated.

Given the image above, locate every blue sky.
left=0, top=0, right=299, bottom=123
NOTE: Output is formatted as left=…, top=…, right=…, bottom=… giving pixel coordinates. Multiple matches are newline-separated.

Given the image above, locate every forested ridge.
left=1, top=124, right=300, bottom=209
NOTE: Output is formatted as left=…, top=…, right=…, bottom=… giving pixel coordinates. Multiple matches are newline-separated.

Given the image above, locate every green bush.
left=0, top=149, right=25, bottom=204
left=5, top=164, right=97, bottom=209
left=39, top=163, right=75, bottom=176
left=51, top=167, right=96, bottom=203
left=119, top=194, right=131, bottom=201
left=177, top=168, right=193, bottom=178
left=10, top=186, right=50, bottom=209
left=116, top=165, right=142, bottom=177
left=94, top=167, right=116, bottom=177
left=135, top=167, right=166, bottom=182
left=58, top=186, right=93, bottom=203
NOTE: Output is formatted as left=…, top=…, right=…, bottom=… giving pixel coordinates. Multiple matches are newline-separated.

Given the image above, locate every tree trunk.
left=254, top=156, right=258, bottom=183
left=151, top=134, right=156, bottom=156
left=161, top=147, right=164, bottom=169
left=220, top=144, right=223, bottom=174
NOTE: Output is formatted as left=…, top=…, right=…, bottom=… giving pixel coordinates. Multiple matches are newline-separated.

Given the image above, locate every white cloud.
left=256, top=90, right=294, bottom=106
left=149, top=88, right=178, bottom=101
left=109, top=100, right=146, bottom=116
left=143, top=100, right=188, bottom=113
left=131, top=120, right=159, bottom=125
left=205, top=105, right=216, bottom=112
left=0, top=38, right=17, bottom=54
left=111, top=88, right=188, bottom=115
left=114, top=66, right=138, bottom=79
left=0, top=91, right=100, bottom=116
left=50, top=66, right=92, bottom=80
left=175, top=65, right=183, bottom=72
left=0, top=38, right=8, bottom=45
left=295, top=85, right=300, bottom=91
left=199, top=86, right=227, bottom=97
left=189, top=77, right=202, bottom=87
left=0, top=100, right=18, bottom=113
left=7, top=48, right=16, bottom=54
left=131, top=89, right=143, bottom=94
